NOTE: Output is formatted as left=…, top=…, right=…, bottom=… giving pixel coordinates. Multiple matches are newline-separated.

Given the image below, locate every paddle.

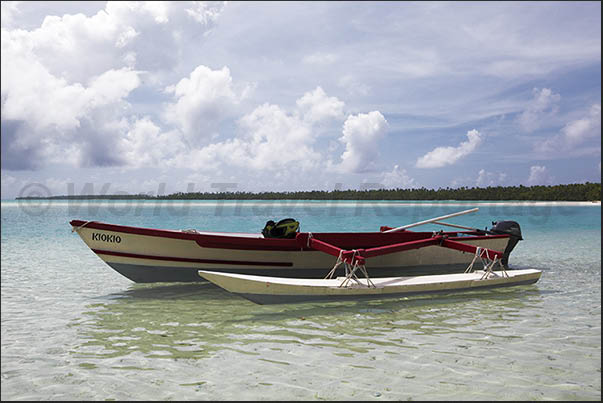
left=382, top=208, right=479, bottom=233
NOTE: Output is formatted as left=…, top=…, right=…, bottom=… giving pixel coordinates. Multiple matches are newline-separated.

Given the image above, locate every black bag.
left=262, top=218, right=300, bottom=239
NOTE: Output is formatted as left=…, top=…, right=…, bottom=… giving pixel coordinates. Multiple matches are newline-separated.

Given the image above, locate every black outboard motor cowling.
left=489, top=220, right=523, bottom=268
left=490, top=221, right=523, bottom=240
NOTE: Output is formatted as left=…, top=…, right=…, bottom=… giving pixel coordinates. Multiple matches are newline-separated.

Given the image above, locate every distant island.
left=16, top=182, right=601, bottom=201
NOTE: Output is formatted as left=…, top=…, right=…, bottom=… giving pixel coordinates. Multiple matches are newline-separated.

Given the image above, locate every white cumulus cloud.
left=164, top=65, right=246, bottom=142
left=527, top=165, right=553, bottom=185
left=296, top=86, right=345, bottom=124
left=234, top=103, right=320, bottom=170
left=1, top=34, right=141, bottom=169
left=0, top=1, right=227, bottom=84
left=381, top=165, right=416, bottom=189
left=476, top=168, right=507, bottom=187
left=171, top=103, right=319, bottom=172
left=334, top=111, right=388, bottom=173
left=561, top=104, right=601, bottom=145
left=1, top=1, right=228, bottom=172
left=171, top=87, right=346, bottom=172
left=120, top=116, right=186, bottom=168
left=416, top=129, right=482, bottom=169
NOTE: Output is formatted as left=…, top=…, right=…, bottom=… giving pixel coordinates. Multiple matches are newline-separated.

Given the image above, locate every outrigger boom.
left=293, top=229, right=509, bottom=292
left=296, top=207, right=502, bottom=270
left=295, top=231, right=503, bottom=268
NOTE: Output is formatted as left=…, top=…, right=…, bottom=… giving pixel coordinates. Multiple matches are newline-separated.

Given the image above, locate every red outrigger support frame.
left=295, top=232, right=503, bottom=267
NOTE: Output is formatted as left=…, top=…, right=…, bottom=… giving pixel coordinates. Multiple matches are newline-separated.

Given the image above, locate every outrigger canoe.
left=70, top=208, right=526, bottom=284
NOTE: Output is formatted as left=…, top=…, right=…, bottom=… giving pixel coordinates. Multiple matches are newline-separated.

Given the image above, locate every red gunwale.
left=70, top=220, right=509, bottom=252
left=92, top=249, right=293, bottom=267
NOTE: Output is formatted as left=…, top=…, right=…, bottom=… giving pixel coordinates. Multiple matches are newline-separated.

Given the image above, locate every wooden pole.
left=383, top=208, right=479, bottom=233
left=432, top=221, right=483, bottom=231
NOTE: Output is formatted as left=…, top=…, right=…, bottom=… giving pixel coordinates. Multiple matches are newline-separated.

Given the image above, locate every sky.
left=1, top=1, right=601, bottom=199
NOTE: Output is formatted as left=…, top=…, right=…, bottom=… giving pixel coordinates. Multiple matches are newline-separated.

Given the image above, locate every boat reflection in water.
left=70, top=280, right=544, bottom=363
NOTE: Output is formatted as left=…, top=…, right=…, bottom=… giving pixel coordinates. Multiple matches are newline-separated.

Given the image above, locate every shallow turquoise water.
left=1, top=200, right=601, bottom=400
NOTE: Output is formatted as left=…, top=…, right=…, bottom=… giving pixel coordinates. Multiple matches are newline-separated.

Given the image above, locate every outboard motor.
left=489, top=221, right=523, bottom=268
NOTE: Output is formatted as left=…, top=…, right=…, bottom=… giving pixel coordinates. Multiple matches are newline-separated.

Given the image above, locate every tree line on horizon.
left=16, top=182, right=602, bottom=201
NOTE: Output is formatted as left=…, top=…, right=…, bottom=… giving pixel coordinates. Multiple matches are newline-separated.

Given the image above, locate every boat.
left=70, top=208, right=525, bottom=284
left=197, top=269, right=542, bottom=305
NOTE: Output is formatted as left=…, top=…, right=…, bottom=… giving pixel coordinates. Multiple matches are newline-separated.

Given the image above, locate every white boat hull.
left=198, top=269, right=542, bottom=304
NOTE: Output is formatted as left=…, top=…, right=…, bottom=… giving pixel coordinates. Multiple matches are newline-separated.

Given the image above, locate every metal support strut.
left=465, top=246, right=509, bottom=279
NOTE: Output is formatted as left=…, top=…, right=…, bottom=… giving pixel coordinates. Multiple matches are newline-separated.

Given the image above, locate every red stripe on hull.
left=92, top=249, right=293, bottom=267
left=71, top=220, right=509, bottom=252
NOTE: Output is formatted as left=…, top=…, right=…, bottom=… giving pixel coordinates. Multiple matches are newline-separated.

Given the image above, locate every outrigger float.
left=71, top=208, right=541, bottom=301
left=198, top=269, right=542, bottom=305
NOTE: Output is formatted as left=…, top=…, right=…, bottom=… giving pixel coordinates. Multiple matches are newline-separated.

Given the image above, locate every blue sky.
left=1, top=1, right=601, bottom=199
